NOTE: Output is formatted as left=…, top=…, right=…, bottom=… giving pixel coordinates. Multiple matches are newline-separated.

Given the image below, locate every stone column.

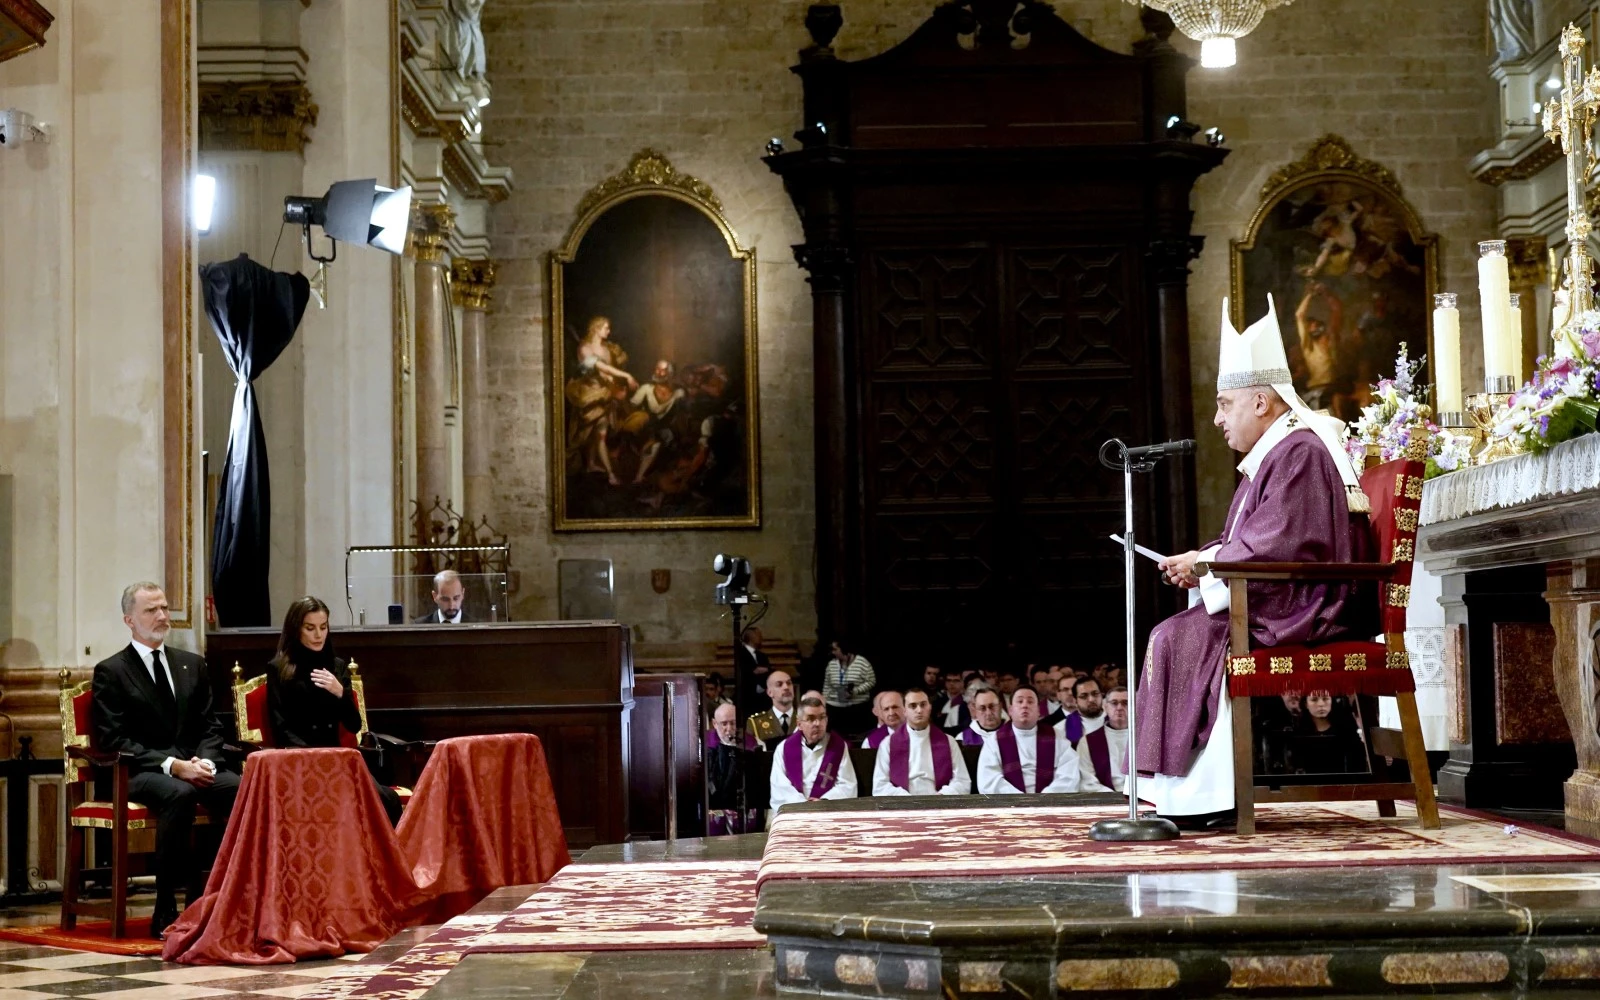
left=411, top=203, right=455, bottom=529
left=450, top=259, right=495, bottom=519
left=1547, top=558, right=1600, bottom=838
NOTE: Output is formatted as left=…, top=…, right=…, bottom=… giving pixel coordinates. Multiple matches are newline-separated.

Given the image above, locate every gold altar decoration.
left=1542, top=23, right=1600, bottom=360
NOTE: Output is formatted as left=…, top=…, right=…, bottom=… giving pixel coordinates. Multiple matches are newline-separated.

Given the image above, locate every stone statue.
left=445, top=0, right=487, bottom=81
left=1488, top=0, right=1536, bottom=64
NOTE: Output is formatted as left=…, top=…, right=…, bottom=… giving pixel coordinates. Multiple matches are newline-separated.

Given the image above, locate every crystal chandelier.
left=1125, top=0, right=1297, bottom=68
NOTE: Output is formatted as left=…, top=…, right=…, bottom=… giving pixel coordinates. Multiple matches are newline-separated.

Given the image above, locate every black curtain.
left=202, top=254, right=310, bottom=627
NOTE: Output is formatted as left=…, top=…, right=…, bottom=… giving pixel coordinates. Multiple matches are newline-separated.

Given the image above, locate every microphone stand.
left=1089, top=438, right=1181, bottom=843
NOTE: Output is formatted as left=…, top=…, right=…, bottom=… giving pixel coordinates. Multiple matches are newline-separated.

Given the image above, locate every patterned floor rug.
left=300, top=913, right=506, bottom=1000
left=465, top=862, right=766, bottom=953
left=757, top=801, right=1600, bottom=886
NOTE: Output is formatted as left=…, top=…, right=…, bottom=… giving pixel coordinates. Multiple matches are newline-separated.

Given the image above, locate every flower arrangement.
left=1485, top=311, right=1600, bottom=455
left=1343, top=344, right=1474, bottom=478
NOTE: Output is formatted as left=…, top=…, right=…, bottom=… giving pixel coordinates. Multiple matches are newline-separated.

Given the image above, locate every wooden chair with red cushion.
left=1198, top=438, right=1441, bottom=836
left=59, top=668, right=210, bottom=937
left=231, top=661, right=414, bottom=808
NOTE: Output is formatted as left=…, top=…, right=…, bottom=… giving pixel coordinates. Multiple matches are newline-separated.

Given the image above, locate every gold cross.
left=1543, top=24, right=1600, bottom=351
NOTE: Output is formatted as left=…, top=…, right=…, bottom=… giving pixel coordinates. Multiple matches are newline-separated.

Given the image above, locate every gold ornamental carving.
left=199, top=81, right=318, bottom=154
left=409, top=203, right=455, bottom=264
left=573, top=149, right=722, bottom=223
left=450, top=258, right=496, bottom=310
left=1258, top=134, right=1405, bottom=203
left=0, top=0, right=53, bottom=63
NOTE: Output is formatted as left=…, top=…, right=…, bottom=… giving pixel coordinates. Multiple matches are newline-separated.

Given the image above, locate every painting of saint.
left=549, top=159, right=759, bottom=530
left=1232, top=139, right=1437, bottom=426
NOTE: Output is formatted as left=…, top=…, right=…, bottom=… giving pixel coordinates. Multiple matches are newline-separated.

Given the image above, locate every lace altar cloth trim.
left=1421, top=432, right=1600, bottom=526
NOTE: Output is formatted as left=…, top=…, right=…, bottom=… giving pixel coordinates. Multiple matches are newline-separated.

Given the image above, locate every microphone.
left=1123, top=439, right=1195, bottom=460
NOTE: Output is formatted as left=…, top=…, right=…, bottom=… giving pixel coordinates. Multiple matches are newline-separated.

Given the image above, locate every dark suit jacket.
left=267, top=656, right=363, bottom=748
left=412, top=609, right=468, bottom=624
left=92, top=644, right=228, bottom=774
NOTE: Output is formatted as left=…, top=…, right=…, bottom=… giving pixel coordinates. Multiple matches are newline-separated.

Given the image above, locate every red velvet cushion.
left=243, top=681, right=275, bottom=747
left=71, top=801, right=210, bottom=829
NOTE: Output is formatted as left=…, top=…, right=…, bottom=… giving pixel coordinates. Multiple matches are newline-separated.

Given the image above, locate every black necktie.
left=780, top=713, right=790, bottom=736
left=150, top=649, right=178, bottom=716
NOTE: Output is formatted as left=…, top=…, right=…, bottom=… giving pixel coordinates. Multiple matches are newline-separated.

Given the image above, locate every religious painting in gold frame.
left=1230, top=135, right=1439, bottom=426
left=548, top=150, right=760, bottom=531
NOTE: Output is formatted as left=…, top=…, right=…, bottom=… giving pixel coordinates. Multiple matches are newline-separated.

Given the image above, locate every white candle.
left=1433, top=293, right=1462, bottom=415
left=1477, top=241, right=1513, bottom=382
left=1507, top=292, right=1524, bottom=380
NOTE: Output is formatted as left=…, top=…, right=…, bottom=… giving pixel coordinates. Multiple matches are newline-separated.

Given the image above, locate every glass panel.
left=559, top=559, right=615, bottom=620
left=345, top=548, right=510, bottom=625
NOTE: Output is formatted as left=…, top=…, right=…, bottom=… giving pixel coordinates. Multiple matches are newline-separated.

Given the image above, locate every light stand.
left=1089, top=439, right=1181, bottom=842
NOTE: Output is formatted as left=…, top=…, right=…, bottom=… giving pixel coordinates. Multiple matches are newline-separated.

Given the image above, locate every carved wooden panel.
left=1013, top=383, right=1133, bottom=504
left=873, top=382, right=995, bottom=503
left=868, top=248, right=992, bottom=371
left=1017, top=511, right=1126, bottom=593
left=1011, top=247, right=1132, bottom=371
left=875, top=515, right=994, bottom=593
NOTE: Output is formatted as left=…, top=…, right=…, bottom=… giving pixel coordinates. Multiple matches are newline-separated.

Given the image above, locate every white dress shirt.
left=872, top=725, right=972, bottom=797
left=1076, top=725, right=1128, bottom=793
left=130, top=639, right=213, bottom=777
left=939, top=699, right=965, bottom=729
left=977, top=722, right=1081, bottom=794
left=768, top=736, right=858, bottom=813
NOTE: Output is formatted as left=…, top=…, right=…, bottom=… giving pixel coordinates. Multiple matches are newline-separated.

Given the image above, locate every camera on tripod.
left=712, top=553, right=753, bottom=605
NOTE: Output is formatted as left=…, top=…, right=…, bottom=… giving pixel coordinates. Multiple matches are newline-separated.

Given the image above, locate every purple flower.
left=1584, top=329, right=1600, bottom=358
left=1549, top=356, right=1579, bottom=379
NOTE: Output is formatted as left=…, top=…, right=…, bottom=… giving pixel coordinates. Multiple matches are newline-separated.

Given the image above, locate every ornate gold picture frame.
left=548, top=150, right=760, bottom=531
left=1230, top=135, right=1439, bottom=424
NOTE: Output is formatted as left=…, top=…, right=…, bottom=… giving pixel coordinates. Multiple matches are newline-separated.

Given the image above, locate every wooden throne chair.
left=59, top=668, right=210, bottom=937
left=1198, top=439, right=1442, bottom=835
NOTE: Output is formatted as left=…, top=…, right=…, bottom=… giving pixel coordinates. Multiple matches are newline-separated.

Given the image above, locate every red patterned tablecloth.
left=397, top=734, right=571, bottom=924
left=162, top=748, right=425, bottom=965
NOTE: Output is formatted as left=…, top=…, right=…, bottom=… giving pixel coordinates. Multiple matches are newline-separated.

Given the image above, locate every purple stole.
left=863, top=725, right=894, bottom=749
left=959, top=726, right=987, bottom=747
left=782, top=731, right=846, bottom=798
left=1063, top=712, right=1084, bottom=747
left=886, top=725, right=953, bottom=791
left=1083, top=727, right=1113, bottom=789
left=996, top=722, right=1055, bottom=793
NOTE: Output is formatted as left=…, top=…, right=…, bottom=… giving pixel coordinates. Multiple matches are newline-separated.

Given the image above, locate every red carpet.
left=758, top=801, right=1600, bottom=886
left=464, top=862, right=765, bottom=954
left=0, top=919, right=162, bottom=955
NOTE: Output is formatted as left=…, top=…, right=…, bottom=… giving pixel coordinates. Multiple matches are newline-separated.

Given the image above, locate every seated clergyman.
left=872, top=689, right=972, bottom=796
left=769, top=694, right=858, bottom=814
left=976, top=685, right=1083, bottom=794
left=959, top=682, right=1004, bottom=747
left=861, top=690, right=904, bottom=749
left=1137, top=296, right=1375, bottom=825
left=1076, top=685, right=1129, bottom=793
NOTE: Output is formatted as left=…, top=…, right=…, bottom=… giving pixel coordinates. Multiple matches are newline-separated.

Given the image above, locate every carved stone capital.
left=450, top=258, right=497, bottom=310
left=410, top=203, right=456, bottom=264
left=793, top=243, right=853, bottom=291
left=199, top=81, right=318, bottom=154
left=1145, top=236, right=1205, bottom=280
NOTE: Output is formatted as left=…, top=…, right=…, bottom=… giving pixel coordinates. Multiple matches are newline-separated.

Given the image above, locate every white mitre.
left=1218, top=295, right=1366, bottom=509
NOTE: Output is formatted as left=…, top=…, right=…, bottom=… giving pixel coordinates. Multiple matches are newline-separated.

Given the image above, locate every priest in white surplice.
left=872, top=689, right=972, bottom=796
left=977, top=686, right=1082, bottom=794
left=1076, top=685, right=1128, bottom=793
left=1137, top=297, right=1374, bottom=822
left=769, top=694, right=858, bottom=815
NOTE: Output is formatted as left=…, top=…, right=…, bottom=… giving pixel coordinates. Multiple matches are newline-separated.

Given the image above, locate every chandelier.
left=1125, top=0, right=1297, bottom=68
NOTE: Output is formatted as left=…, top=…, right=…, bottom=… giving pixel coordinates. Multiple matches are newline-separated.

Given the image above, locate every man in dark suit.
left=93, top=582, right=240, bottom=938
left=733, top=626, right=772, bottom=711
left=413, top=568, right=468, bottom=624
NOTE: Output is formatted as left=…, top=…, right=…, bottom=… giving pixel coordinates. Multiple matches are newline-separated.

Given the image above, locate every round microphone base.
left=1088, top=817, right=1181, bottom=842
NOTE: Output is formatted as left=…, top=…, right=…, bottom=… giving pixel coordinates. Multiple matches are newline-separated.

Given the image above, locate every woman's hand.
left=310, top=668, right=344, bottom=699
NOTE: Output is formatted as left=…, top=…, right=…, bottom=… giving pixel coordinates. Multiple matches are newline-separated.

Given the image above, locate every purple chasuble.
left=887, top=724, right=954, bottom=791
left=863, top=725, right=893, bottom=749
left=995, top=722, right=1055, bottom=793
left=782, top=731, right=847, bottom=798
left=1135, top=430, right=1375, bottom=776
left=1083, top=727, right=1114, bottom=789
left=1063, top=712, right=1084, bottom=747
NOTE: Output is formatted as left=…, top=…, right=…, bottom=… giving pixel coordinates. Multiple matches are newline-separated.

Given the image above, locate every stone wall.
left=480, top=0, right=1497, bottom=648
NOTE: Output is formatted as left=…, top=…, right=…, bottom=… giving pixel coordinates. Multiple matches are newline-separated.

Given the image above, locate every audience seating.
left=230, top=660, right=419, bottom=809
left=1199, top=441, right=1441, bottom=836
left=58, top=668, right=211, bottom=938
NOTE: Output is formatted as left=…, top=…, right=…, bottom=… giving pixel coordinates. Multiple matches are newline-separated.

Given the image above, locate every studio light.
left=193, top=173, right=216, bottom=233
left=283, top=178, right=413, bottom=263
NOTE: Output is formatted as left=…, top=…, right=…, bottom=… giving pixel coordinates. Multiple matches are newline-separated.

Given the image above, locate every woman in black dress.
left=267, top=596, right=403, bottom=825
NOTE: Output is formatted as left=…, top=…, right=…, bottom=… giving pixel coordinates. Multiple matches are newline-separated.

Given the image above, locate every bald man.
left=861, top=690, right=905, bottom=749
left=873, top=689, right=971, bottom=796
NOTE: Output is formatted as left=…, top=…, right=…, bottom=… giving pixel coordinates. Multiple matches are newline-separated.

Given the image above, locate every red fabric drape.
left=161, top=748, right=424, bottom=965
left=397, top=734, right=571, bottom=924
